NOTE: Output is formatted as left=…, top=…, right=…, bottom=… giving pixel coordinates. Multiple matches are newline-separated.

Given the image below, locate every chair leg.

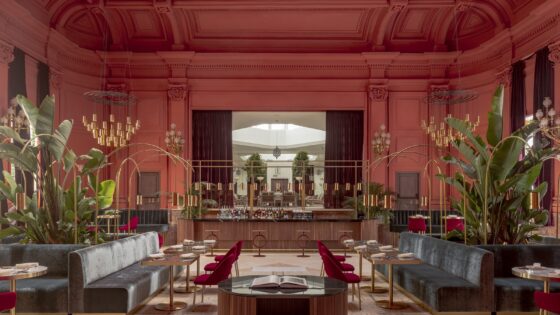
left=351, top=283, right=355, bottom=301
left=192, top=287, right=196, bottom=306
left=201, top=285, right=205, bottom=303
left=357, top=283, right=361, bottom=310
left=320, top=263, right=324, bottom=276
left=235, top=261, right=239, bottom=276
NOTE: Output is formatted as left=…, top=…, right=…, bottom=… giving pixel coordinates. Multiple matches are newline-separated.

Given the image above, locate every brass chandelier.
left=0, top=98, right=29, bottom=133
left=164, top=123, right=185, bottom=154
left=372, top=124, right=391, bottom=155
left=535, top=97, right=560, bottom=144
left=421, top=114, right=479, bottom=149
left=82, top=113, right=140, bottom=147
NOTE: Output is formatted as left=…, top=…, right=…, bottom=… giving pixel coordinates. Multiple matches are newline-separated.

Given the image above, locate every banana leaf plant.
left=439, top=85, right=557, bottom=244
left=0, top=95, right=115, bottom=244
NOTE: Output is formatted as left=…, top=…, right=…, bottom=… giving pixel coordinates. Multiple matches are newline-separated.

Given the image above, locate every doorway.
left=396, top=172, right=419, bottom=210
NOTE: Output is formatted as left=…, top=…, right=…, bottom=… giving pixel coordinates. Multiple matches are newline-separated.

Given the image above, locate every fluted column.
left=167, top=83, right=188, bottom=197
left=368, top=84, right=388, bottom=186
left=0, top=39, right=13, bottom=222
left=548, top=41, right=560, bottom=224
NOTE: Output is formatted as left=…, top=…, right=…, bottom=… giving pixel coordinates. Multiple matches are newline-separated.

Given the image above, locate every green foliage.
left=440, top=85, right=555, bottom=244
left=0, top=95, right=115, bottom=244
left=243, top=153, right=267, bottom=181
left=292, top=151, right=311, bottom=179
left=342, top=182, right=394, bottom=223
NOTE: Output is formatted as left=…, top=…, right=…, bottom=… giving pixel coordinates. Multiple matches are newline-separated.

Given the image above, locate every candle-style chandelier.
left=82, top=113, right=140, bottom=147
left=421, top=114, right=479, bottom=149
left=164, top=123, right=185, bottom=154
left=372, top=124, right=391, bottom=155
left=535, top=97, right=560, bottom=144
left=0, top=98, right=29, bottom=133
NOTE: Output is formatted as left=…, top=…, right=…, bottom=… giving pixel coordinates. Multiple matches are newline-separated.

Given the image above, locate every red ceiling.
left=36, top=0, right=542, bottom=53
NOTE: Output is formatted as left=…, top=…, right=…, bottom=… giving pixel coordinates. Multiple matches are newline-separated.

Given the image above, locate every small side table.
left=512, top=266, right=560, bottom=315
left=141, top=254, right=199, bottom=311
left=0, top=265, right=48, bottom=315
left=371, top=254, right=422, bottom=309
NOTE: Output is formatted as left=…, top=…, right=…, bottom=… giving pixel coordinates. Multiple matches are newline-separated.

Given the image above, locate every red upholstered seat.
left=321, top=250, right=362, bottom=310
left=192, top=255, right=236, bottom=306
left=408, top=217, right=427, bottom=233
left=534, top=291, right=560, bottom=314
left=340, top=262, right=355, bottom=272
left=446, top=217, right=465, bottom=233
left=204, top=262, right=219, bottom=272
left=214, top=254, right=226, bottom=262
left=119, top=216, right=139, bottom=232
left=0, top=292, right=16, bottom=312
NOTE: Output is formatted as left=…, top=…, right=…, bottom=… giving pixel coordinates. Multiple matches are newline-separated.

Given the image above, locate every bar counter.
left=176, top=217, right=385, bottom=250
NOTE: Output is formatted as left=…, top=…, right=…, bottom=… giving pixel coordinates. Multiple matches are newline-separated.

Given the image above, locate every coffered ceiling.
left=33, top=0, right=542, bottom=53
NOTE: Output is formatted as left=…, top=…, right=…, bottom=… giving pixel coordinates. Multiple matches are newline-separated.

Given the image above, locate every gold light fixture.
left=15, top=192, right=26, bottom=211
left=421, top=114, right=479, bottom=149
left=535, top=97, right=560, bottom=144
left=136, top=195, right=143, bottom=206
left=345, top=183, right=351, bottom=191
left=383, top=195, right=392, bottom=209
left=529, top=191, right=540, bottom=210
left=82, top=113, right=140, bottom=148
left=420, top=196, right=428, bottom=208
left=0, top=98, right=29, bottom=133
left=164, top=123, right=185, bottom=154
left=372, top=124, right=391, bottom=155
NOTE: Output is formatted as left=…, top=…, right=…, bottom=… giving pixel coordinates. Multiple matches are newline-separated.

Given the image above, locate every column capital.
left=495, top=66, right=512, bottom=88
left=389, top=0, right=408, bottom=12
left=0, top=40, right=14, bottom=65
left=106, top=82, right=128, bottom=93
left=548, top=41, right=560, bottom=65
left=368, top=85, right=388, bottom=102
left=168, top=83, right=188, bottom=102
left=49, top=70, right=63, bottom=92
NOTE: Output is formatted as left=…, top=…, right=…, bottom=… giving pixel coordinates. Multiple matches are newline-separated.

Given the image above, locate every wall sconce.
left=334, top=182, right=339, bottom=191
left=345, top=183, right=351, bottom=191
left=136, top=195, right=143, bottom=205
left=217, top=183, right=223, bottom=191
left=529, top=191, right=540, bottom=210
left=323, top=183, right=328, bottom=191
left=420, top=196, right=428, bottom=208
left=372, top=124, right=391, bottom=155
left=356, top=182, right=362, bottom=191
left=228, top=183, right=234, bottom=191
left=383, top=195, right=392, bottom=209
left=164, top=123, right=185, bottom=154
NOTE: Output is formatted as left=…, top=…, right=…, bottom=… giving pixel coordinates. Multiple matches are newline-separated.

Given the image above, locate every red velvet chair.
left=118, top=216, right=139, bottom=233
left=204, top=242, right=238, bottom=273
left=534, top=291, right=560, bottom=314
left=192, top=254, right=236, bottom=307
left=318, top=241, right=355, bottom=272
left=0, top=292, right=16, bottom=312
left=408, top=216, right=427, bottom=234
left=157, top=233, right=164, bottom=248
left=445, top=216, right=465, bottom=233
left=321, top=251, right=362, bottom=310
left=213, top=241, right=243, bottom=276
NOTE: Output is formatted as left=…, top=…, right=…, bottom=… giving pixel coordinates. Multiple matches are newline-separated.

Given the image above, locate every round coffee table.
left=0, top=265, right=48, bottom=315
left=512, top=266, right=560, bottom=315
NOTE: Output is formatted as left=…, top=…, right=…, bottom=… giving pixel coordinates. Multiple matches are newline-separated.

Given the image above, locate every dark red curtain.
left=324, top=111, right=363, bottom=208
left=533, top=47, right=555, bottom=225
left=192, top=111, right=233, bottom=206
left=510, top=61, right=525, bottom=133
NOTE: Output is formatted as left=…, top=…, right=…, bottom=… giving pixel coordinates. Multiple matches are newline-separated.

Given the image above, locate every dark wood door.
left=271, top=178, right=289, bottom=192
left=137, top=172, right=160, bottom=210
left=396, top=172, right=419, bottom=210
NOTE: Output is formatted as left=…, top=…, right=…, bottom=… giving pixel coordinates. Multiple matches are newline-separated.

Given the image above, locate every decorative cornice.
left=495, top=66, right=512, bottom=87
left=389, top=0, right=408, bottom=12
left=548, top=41, right=560, bottom=65
left=368, top=85, right=388, bottom=102
left=168, top=84, right=188, bottom=102
left=456, top=0, right=474, bottom=12
left=49, top=70, right=62, bottom=91
left=0, top=40, right=14, bottom=64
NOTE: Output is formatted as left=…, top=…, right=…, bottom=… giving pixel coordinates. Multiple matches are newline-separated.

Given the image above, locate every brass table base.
left=174, top=285, right=200, bottom=293
left=375, top=300, right=408, bottom=310
left=360, top=285, right=388, bottom=294
left=155, top=302, right=187, bottom=311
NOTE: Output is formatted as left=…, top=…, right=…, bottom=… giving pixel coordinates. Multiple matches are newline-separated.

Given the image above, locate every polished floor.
left=135, top=251, right=429, bottom=315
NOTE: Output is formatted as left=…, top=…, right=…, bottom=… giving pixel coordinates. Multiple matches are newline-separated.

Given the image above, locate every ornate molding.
left=389, top=0, right=408, bottom=12
left=168, top=84, right=188, bottom=102
left=0, top=40, right=14, bottom=64
left=456, top=0, right=474, bottom=12
left=368, top=85, right=388, bottom=102
left=548, top=41, right=560, bottom=65
left=49, top=70, right=62, bottom=92
left=495, top=66, right=512, bottom=88
left=106, top=82, right=128, bottom=94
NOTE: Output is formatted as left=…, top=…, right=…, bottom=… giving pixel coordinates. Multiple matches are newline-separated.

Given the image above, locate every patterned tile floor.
left=134, top=252, right=429, bottom=315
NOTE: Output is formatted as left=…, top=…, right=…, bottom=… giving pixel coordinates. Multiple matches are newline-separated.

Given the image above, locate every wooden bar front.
left=177, top=218, right=385, bottom=250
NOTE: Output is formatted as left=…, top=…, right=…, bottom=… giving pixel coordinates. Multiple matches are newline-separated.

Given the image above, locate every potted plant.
left=0, top=95, right=115, bottom=244
left=440, top=85, right=555, bottom=244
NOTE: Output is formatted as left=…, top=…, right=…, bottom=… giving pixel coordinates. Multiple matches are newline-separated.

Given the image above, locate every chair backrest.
left=0, top=292, right=16, bottom=311
left=130, top=216, right=139, bottom=229
left=206, top=255, right=236, bottom=285
left=446, top=217, right=464, bottom=232
left=317, top=241, right=340, bottom=266
left=321, top=252, right=347, bottom=282
left=408, top=217, right=426, bottom=233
